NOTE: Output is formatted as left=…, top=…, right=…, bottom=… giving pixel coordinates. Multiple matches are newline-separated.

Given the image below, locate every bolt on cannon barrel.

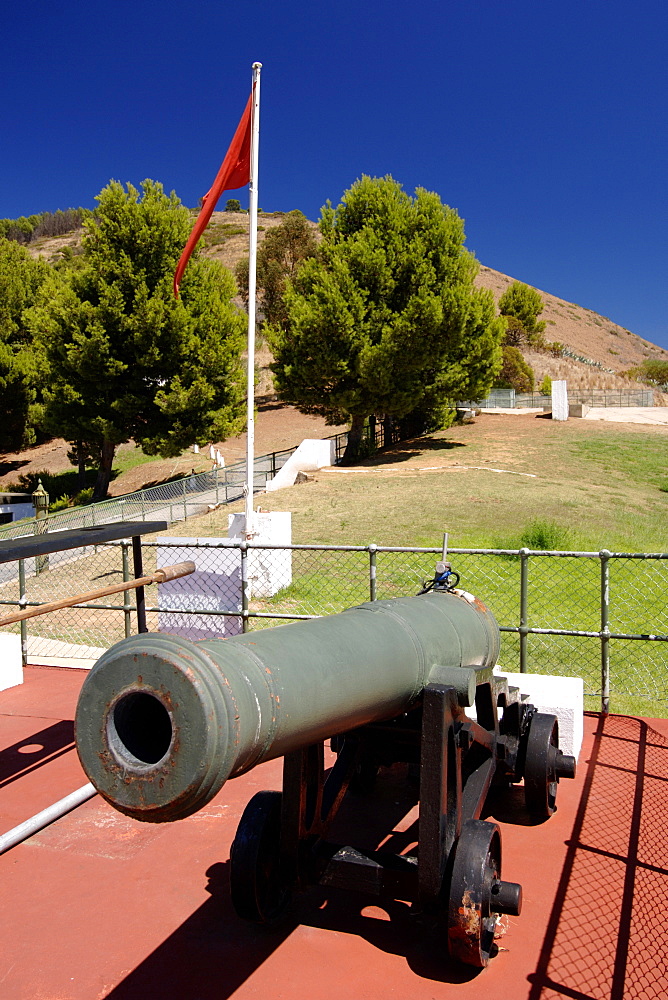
left=75, top=590, right=500, bottom=823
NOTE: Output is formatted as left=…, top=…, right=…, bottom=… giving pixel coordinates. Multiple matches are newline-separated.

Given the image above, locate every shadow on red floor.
left=527, top=713, right=668, bottom=1000
left=0, top=719, right=74, bottom=787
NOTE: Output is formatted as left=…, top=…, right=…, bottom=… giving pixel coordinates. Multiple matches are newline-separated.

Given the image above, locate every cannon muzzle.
left=75, top=590, right=499, bottom=823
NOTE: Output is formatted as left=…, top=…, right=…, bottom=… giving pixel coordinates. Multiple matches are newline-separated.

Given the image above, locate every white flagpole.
left=244, top=62, right=262, bottom=538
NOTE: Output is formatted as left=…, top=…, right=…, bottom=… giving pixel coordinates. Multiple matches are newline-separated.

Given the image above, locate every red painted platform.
left=1, top=666, right=667, bottom=999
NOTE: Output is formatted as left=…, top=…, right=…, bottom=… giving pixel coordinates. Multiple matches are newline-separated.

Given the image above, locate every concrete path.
left=583, top=406, right=668, bottom=425
left=482, top=406, right=668, bottom=425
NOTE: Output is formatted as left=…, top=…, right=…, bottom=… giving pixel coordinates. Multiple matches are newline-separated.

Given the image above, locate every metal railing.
left=464, top=389, right=655, bottom=409
left=0, top=541, right=666, bottom=716
left=0, top=451, right=295, bottom=544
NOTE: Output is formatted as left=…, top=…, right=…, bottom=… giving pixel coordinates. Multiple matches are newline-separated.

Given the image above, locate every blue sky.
left=3, top=0, right=667, bottom=349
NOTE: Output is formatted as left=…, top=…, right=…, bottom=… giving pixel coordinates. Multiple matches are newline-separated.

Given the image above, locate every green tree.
left=236, top=210, right=318, bottom=328
left=27, top=180, right=246, bottom=499
left=623, top=359, right=668, bottom=389
left=498, top=281, right=546, bottom=342
left=495, top=345, right=535, bottom=393
left=0, top=239, right=50, bottom=450
left=502, top=315, right=525, bottom=346
left=269, top=177, right=504, bottom=462
left=225, top=198, right=241, bottom=212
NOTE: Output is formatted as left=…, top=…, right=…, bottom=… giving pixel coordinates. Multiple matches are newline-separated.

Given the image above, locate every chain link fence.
left=464, top=389, right=655, bottom=408
left=0, top=450, right=298, bottom=544
left=0, top=540, right=666, bottom=716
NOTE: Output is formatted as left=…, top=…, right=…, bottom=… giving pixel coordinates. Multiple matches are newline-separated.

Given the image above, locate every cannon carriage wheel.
left=447, top=820, right=522, bottom=968
left=230, top=790, right=292, bottom=923
left=523, top=713, right=576, bottom=819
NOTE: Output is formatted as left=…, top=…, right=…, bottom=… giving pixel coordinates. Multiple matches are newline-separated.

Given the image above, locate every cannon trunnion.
left=75, top=586, right=575, bottom=969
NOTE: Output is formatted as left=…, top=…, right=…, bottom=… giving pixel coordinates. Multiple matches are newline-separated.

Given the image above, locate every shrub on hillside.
left=503, top=315, right=524, bottom=346
left=32, top=209, right=85, bottom=240
left=622, top=359, right=668, bottom=389
left=0, top=208, right=85, bottom=244
left=520, top=519, right=571, bottom=550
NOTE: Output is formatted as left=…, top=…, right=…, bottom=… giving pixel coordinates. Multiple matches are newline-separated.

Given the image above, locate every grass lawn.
left=189, top=415, right=668, bottom=552
left=3, top=414, right=666, bottom=717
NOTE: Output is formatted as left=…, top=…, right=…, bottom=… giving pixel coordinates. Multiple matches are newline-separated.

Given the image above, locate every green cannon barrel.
left=75, top=590, right=499, bottom=823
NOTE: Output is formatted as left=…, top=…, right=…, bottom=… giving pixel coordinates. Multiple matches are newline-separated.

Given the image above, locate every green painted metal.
left=75, top=590, right=500, bottom=824
left=600, top=549, right=611, bottom=714
left=18, top=558, right=28, bottom=669
left=519, top=547, right=529, bottom=673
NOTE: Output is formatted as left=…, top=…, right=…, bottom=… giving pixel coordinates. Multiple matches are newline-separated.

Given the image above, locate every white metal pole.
left=244, top=61, right=262, bottom=538
left=0, top=783, right=96, bottom=855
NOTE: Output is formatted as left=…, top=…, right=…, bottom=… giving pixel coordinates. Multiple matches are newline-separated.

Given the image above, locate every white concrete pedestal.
left=495, top=667, right=584, bottom=759
left=228, top=511, right=292, bottom=597
left=0, top=633, right=23, bottom=691
left=157, top=537, right=242, bottom=640
left=551, top=380, right=569, bottom=421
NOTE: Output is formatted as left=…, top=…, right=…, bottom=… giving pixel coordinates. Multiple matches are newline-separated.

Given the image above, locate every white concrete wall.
left=0, top=633, right=22, bottom=691
left=265, top=439, right=335, bottom=492
left=495, top=668, right=584, bottom=759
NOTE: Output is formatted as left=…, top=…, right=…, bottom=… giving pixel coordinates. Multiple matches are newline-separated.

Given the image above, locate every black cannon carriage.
left=75, top=562, right=575, bottom=968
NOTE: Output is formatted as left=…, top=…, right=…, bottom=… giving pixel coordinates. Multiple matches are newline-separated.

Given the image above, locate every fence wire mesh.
left=532, top=713, right=668, bottom=1000
left=0, top=540, right=666, bottom=715
left=0, top=440, right=307, bottom=544
left=468, top=389, right=655, bottom=409
left=528, top=555, right=601, bottom=632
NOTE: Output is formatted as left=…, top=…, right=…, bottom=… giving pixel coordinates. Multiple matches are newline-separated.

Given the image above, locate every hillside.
left=474, top=265, right=667, bottom=398
left=25, top=209, right=667, bottom=401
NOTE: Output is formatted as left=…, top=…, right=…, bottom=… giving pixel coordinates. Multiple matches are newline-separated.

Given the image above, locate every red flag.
left=173, top=91, right=253, bottom=298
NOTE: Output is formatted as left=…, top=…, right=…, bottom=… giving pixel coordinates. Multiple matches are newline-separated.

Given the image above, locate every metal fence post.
left=18, top=559, right=28, bottom=669
left=368, top=544, right=377, bottom=602
left=215, top=467, right=219, bottom=504
left=183, top=479, right=187, bottom=521
left=240, top=541, right=249, bottom=633
left=600, top=550, right=611, bottom=715
left=519, top=548, right=530, bottom=673
left=121, top=542, right=132, bottom=639
left=131, top=536, right=148, bottom=634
